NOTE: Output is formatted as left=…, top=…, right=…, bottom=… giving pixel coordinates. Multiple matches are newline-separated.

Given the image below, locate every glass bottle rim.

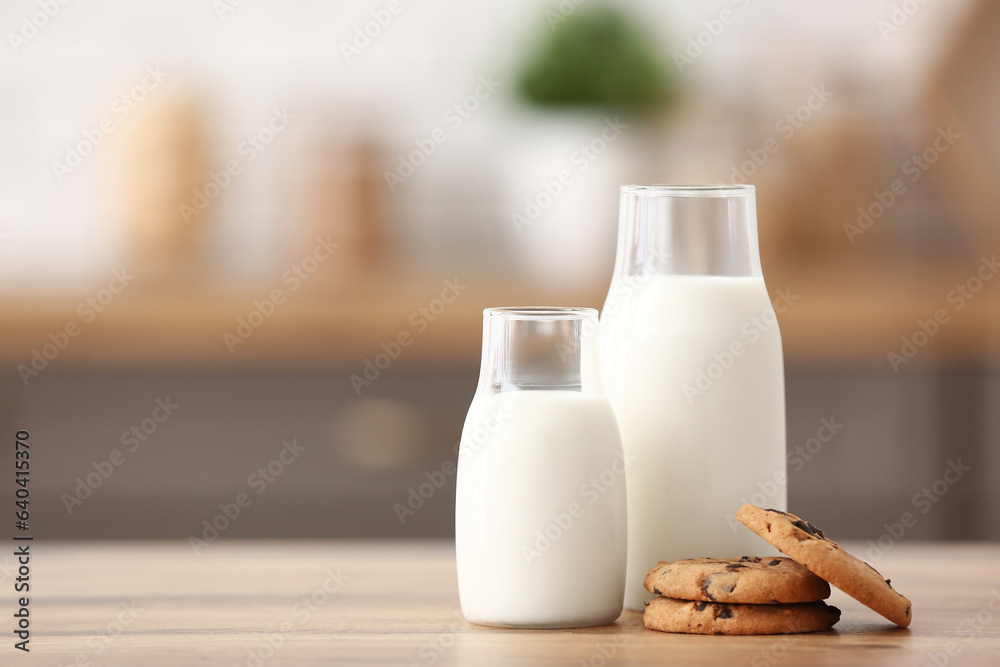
left=484, top=306, right=596, bottom=320
left=621, top=184, right=755, bottom=198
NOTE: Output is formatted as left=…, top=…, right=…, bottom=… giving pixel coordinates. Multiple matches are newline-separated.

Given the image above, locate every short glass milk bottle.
left=599, top=186, right=787, bottom=610
left=456, top=307, right=627, bottom=628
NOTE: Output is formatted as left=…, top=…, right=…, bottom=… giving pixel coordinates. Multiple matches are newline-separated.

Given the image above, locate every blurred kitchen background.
left=0, top=0, right=998, bottom=542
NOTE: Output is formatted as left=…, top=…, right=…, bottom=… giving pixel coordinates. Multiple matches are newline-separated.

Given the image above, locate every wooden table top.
left=10, top=540, right=1000, bottom=665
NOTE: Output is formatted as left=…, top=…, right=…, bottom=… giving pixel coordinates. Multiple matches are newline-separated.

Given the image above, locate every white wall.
left=0, top=0, right=974, bottom=289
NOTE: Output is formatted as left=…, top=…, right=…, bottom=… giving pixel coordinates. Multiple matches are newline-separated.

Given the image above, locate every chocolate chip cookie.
left=736, top=505, right=912, bottom=628
left=643, top=596, right=841, bottom=635
left=644, top=556, right=831, bottom=604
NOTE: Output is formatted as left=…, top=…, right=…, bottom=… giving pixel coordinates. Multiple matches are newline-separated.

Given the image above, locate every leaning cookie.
left=644, top=556, right=830, bottom=604
left=643, top=597, right=841, bottom=635
left=736, top=505, right=912, bottom=628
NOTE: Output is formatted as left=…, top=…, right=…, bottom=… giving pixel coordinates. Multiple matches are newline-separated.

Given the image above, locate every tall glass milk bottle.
left=599, top=185, right=786, bottom=610
left=456, top=307, right=627, bottom=627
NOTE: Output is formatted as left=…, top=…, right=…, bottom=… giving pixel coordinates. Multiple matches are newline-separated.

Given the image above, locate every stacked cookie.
left=643, top=556, right=840, bottom=635
left=642, top=505, right=912, bottom=635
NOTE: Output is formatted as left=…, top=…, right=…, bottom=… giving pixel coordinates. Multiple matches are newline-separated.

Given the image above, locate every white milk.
left=455, top=390, right=627, bottom=627
left=600, top=274, right=786, bottom=610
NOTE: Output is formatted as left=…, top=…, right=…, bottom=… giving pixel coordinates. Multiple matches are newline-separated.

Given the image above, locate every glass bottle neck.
left=612, top=185, right=762, bottom=279
left=478, top=307, right=600, bottom=394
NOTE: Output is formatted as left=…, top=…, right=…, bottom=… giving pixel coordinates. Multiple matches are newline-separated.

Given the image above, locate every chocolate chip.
left=725, top=563, right=747, bottom=571
left=767, top=508, right=793, bottom=517
left=739, top=556, right=762, bottom=563
left=718, top=608, right=733, bottom=619
left=702, top=578, right=717, bottom=601
left=791, top=519, right=826, bottom=539
left=769, top=559, right=781, bottom=566
left=696, top=601, right=709, bottom=612
left=884, top=579, right=892, bottom=587
left=905, top=604, right=910, bottom=617
left=653, top=587, right=661, bottom=595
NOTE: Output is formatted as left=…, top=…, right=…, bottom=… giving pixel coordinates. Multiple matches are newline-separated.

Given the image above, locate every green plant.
left=516, top=5, right=676, bottom=112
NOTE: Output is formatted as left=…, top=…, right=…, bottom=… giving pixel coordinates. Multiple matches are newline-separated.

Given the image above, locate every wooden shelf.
left=2, top=266, right=997, bottom=371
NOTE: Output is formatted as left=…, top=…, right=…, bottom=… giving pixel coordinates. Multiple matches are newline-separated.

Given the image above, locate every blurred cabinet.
left=2, top=364, right=996, bottom=541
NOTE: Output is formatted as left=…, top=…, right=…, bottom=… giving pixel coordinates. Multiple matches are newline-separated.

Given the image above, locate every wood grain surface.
left=5, top=540, right=1000, bottom=665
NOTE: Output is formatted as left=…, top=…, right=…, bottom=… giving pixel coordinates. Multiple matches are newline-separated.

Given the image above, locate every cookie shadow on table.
left=618, top=608, right=913, bottom=639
